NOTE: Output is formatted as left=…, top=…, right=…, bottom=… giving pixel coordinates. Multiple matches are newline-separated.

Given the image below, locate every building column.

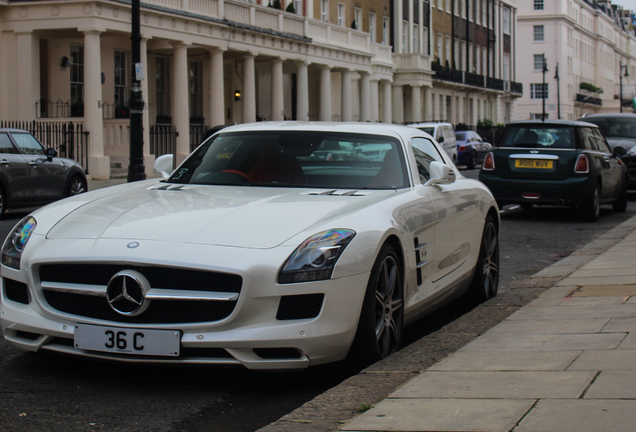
left=271, top=58, right=284, bottom=121
left=360, top=71, right=371, bottom=121
left=392, top=84, right=404, bottom=124
left=341, top=69, right=353, bottom=121
left=141, top=36, right=155, bottom=177
left=173, top=42, right=190, bottom=165
left=411, top=85, right=422, bottom=123
left=457, top=94, right=465, bottom=124
left=208, top=47, right=226, bottom=127
left=296, top=61, right=309, bottom=121
left=382, top=80, right=392, bottom=123
left=320, top=65, right=332, bottom=121
left=243, top=53, right=256, bottom=123
left=424, top=86, right=433, bottom=121
left=370, top=78, right=379, bottom=122
left=83, top=29, right=109, bottom=179
left=16, top=32, right=39, bottom=121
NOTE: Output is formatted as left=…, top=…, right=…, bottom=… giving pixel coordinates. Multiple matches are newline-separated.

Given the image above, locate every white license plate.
left=74, top=324, right=180, bottom=357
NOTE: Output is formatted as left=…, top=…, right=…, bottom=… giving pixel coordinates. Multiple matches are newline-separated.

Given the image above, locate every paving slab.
left=463, top=332, right=625, bottom=352
left=507, top=304, right=636, bottom=320
left=558, top=275, right=636, bottom=286
left=569, top=285, right=636, bottom=297
left=618, top=333, right=636, bottom=349
left=601, top=316, right=636, bottom=332
left=584, top=371, right=636, bottom=399
left=429, top=351, right=581, bottom=371
left=568, top=267, right=636, bottom=278
left=391, top=371, right=595, bottom=399
left=485, top=318, right=608, bottom=335
left=340, top=398, right=534, bottom=432
left=514, top=399, right=636, bottom=432
left=568, top=349, right=636, bottom=370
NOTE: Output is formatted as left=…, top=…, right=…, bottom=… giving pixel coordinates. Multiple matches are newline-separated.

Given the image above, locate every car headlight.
left=278, top=229, right=356, bottom=284
left=2, top=216, right=37, bottom=270
left=627, top=146, right=636, bottom=156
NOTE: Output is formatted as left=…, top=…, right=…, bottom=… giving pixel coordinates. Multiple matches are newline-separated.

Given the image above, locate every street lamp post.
left=554, top=62, right=561, bottom=119
left=542, top=55, right=548, bottom=122
left=620, top=62, right=629, bottom=113
left=128, top=0, right=146, bottom=182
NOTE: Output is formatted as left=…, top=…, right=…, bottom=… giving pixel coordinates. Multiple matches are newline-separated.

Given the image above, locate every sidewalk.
left=340, top=216, right=636, bottom=432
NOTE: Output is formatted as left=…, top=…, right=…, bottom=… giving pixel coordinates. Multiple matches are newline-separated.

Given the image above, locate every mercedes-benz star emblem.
left=106, top=270, right=151, bottom=316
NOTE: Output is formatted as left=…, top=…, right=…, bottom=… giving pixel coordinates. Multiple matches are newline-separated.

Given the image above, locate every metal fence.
left=0, top=120, right=89, bottom=173
left=149, top=124, right=210, bottom=158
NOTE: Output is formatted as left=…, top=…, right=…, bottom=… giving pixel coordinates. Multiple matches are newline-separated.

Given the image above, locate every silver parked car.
left=0, top=128, right=87, bottom=214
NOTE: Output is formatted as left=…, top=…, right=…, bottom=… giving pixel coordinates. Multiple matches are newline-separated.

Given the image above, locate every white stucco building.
left=0, top=0, right=521, bottom=179
left=515, top=0, right=636, bottom=121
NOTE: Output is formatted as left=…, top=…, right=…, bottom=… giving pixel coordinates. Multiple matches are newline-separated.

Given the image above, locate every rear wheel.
left=66, top=175, right=87, bottom=197
left=582, top=183, right=601, bottom=222
left=0, top=185, right=6, bottom=217
left=348, top=243, right=404, bottom=367
left=467, top=214, right=499, bottom=303
left=466, top=153, right=476, bottom=170
left=613, top=179, right=628, bottom=212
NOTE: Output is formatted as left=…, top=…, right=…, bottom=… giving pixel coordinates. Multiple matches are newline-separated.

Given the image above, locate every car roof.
left=580, top=113, right=636, bottom=119
left=506, top=119, right=598, bottom=128
left=408, top=122, right=452, bottom=128
left=0, top=128, right=30, bottom=133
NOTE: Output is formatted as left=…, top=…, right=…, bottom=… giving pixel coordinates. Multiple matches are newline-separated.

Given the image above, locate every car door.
left=590, top=128, right=622, bottom=199
left=0, top=132, right=30, bottom=203
left=410, top=137, right=480, bottom=296
left=10, top=132, right=65, bottom=202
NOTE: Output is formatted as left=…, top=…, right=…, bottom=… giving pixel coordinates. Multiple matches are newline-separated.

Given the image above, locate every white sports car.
left=0, top=122, right=499, bottom=370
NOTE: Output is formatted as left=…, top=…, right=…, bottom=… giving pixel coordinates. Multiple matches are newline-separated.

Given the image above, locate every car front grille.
left=39, top=264, right=242, bottom=324
left=622, top=155, right=636, bottom=177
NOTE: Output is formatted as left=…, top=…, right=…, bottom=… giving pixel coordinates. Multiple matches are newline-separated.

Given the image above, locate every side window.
left=578, top=128, right=597, bottom=151
left=0, top=133, right=18, bottom=154
left=411, top=137, right=445, bottom=183
left=591, top=128, right=611, bottom=153
left=11, top=133, right=45, bottom=156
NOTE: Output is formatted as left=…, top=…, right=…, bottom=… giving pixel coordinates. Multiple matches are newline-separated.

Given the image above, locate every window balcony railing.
left=576, top=93, right=602, bottom=106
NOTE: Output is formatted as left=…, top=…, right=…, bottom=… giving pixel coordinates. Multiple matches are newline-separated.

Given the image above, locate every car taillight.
left=574, top=154, right=589, bottom=173
left=483, top=152, right=495, bottom=171
left=459, top=145, right=466, bottom=151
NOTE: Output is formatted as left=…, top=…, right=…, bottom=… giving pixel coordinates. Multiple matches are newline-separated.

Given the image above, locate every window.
left=382, top=17, right=389, bottom=44
left=502, top=7, right=511, bottom=35
left=114, top=51, right=127, bottom=117
left=321, top=0, right=328, bottom=22
left=476, top=0, right=480, bottom=24
left=189, top=60, right=202, bottom=121
left=534, top=0, right=544, bottom=11
left=0, top=133, right=17, bottom=154
left=534, top=25, right=544, bottom=42
left=534, top=54, right=545, bottom=71
left=446, top=0, right=451, bottom=13
left=422, top=26, right=429, bottom=56
left=530, top=83, right=549, bottom=99
left=438, top=0, right=443, bottom=10
left=413, top=24, right=419, bottom=54
left=437, top=33, right=442, bottom=62
left=354, top=8, right=362, bottom=30
left=293, top=0, right=302, bottom=14
left=337, top=3, right=344, bottom=26
left=403, top=21, right=409, bottom=53
left=369, top=13, right=376, bottom=43
left=411, top=137, right=445, bottom=182
left=155, top=55, right=169, bottom=120
left=70, top=45, right=84, bottom=117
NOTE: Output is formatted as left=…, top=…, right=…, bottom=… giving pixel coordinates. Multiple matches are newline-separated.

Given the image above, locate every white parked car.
left=1, top=122, right=499, bottom=370
left=409, top=122, right=458, bottom=163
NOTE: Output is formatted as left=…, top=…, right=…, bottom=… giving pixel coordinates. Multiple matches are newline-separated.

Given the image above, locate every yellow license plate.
left=514, top=159, right=553, bottom=169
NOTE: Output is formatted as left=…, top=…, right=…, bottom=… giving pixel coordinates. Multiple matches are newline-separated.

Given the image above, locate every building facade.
left=0, top=0, right=520, bottom=179
left=515, top=0, right=635, bottom=121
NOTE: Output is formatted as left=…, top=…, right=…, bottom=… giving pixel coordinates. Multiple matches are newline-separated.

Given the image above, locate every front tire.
left=613, top=179, right=628, bottom=212
left=348, top=243, right=404, bottom=367
left=467, top=214, right=499, bottom=303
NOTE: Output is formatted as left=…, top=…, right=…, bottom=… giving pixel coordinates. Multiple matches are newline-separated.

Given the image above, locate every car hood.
left=45, top=182, right=390, bottom=249
left=607, top=137, right=636, bottom=151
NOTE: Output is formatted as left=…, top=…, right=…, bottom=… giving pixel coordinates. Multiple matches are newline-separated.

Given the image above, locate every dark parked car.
left=455, top=130, right=492, bottom=169
left=579, top=113, right=636, bottom=189
left=0, top=128, right=87, bottom=215
left=479, top=120, right=628, bottom=222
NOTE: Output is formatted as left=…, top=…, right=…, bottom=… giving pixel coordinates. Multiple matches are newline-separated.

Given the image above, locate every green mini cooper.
left=479, top=120, right=628, bottom=222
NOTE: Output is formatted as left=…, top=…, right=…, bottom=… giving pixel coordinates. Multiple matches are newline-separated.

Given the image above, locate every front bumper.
left=479, top=172, right=593, bottom=206
left=1, top=237, right=370, bottom=370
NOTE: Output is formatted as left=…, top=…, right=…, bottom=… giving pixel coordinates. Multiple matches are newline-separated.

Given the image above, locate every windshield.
left=168, top=131, right=409, bottom=189
left=455, top=132, right=466, bottom=140
left=584, top=117, right=636, bottom=139
left=498, top=126, right=575, bottom=149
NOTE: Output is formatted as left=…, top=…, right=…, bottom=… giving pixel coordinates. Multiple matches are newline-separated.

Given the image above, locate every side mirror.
left=46, top=148, right=57, bottom=160
left=425, top=161, right=456, bottom=187
left=613, top=146, right=627, bottom=157
left=437, top=136, right=445, bottom=143
left=153, top=154, right=174, bottom=179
